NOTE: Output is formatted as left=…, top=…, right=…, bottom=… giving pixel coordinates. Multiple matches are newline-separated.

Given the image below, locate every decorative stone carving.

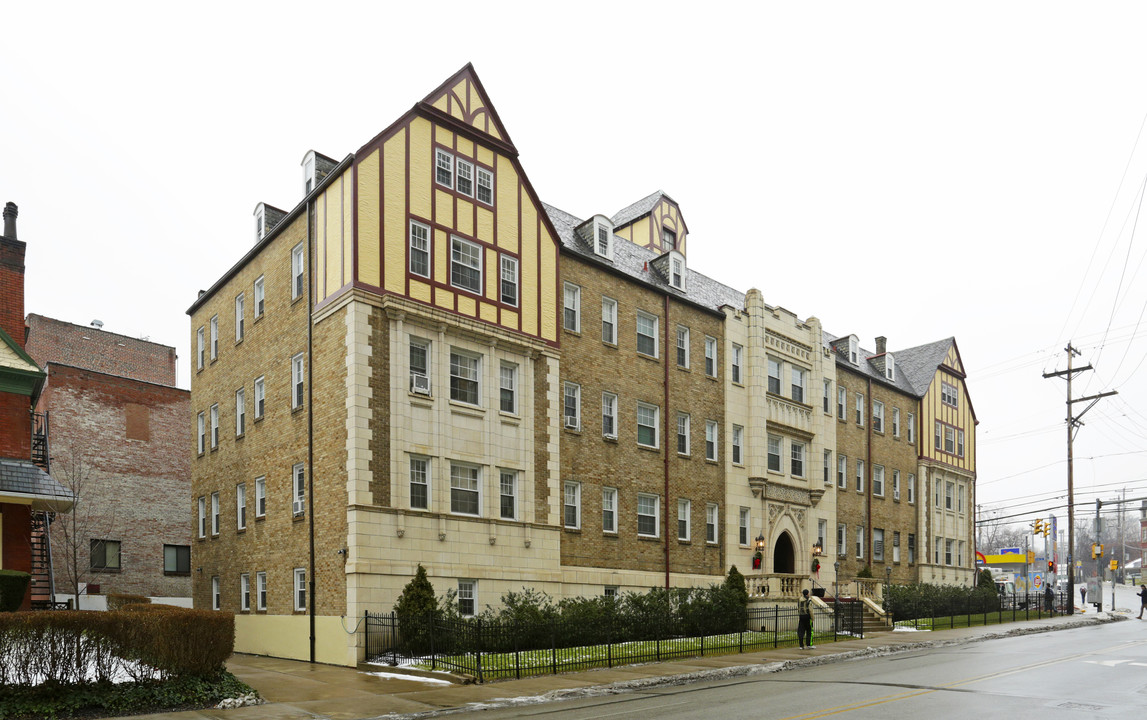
left=396, top=529, right=405, bottom=538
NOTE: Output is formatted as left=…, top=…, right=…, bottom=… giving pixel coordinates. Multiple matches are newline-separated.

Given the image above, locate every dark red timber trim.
left=663, top=293, right=671, bottom=589
left=418, top=63, right=518, bottom=151
left=339, top=172, right=345, bottom=289
left=405, top=122, right=411, bottom=298
left=352, top=160, right=360, bottom=292
left=320, top=193, right=327, bottom=300
left=866, top=376, right=873, bottom=572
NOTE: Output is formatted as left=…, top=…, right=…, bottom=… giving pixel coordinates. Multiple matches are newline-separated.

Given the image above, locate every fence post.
left=476, top=619, right=484, bottom=684
left=514, top=619, right=521, bottom=681
left=739, top=610, right=744, bottom=654
left=390, top=612, right=397, bottom=666
left=608, top=617, right=614, bottom=669
left=551, top=623, right=557, bottom=675
left=430, top=613, right=437, bottom=672
left=773, top=605, right=779, bottom=648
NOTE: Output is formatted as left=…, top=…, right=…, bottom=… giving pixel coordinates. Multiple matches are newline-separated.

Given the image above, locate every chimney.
left=2, top=202, right=17, bottom=239
left=875, top=336, right=887, bottom=355
left=0, top=201, right=26, bottom=347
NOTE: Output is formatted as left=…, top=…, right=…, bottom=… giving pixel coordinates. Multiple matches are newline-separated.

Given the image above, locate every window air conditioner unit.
left=292, top=498, right=305, bottom=515
left=411, top=373, right=431, bottom=395
left=604, top=432, right=617, bottom=440
left=565, top=416, right=579, bottom=430
left=894, top=490, right=900, bottom=500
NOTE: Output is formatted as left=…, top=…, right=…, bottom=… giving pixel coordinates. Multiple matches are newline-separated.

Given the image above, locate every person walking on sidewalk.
left=1138, top=583, right=1146, bottom=619
left=798, top=589, right=814, bottom=649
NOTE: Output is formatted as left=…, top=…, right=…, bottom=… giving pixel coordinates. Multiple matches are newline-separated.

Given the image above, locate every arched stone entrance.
left=773, top=531, right=796, bottom=574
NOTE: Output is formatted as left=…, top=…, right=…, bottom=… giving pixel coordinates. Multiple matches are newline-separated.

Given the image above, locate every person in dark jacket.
left=1044, top=584, right=1055, bottom=615
left=798, top=589, right=814, bottom=649
left=1138, top=583, right=1146, bottom=619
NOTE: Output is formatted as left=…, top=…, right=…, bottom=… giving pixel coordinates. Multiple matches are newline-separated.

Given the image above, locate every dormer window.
left=254, top=204, right=266, bottom=242
left=303, top=152, right=316, bottom=194
left=670, top=255, right=684, bottom=290
left=848, top=335, right=859, bottom=365
left=591, top=215, right=613, bottom=260
left=885, top=353, right=896, bottom=381
left=662, top=228, right=677, bottom=251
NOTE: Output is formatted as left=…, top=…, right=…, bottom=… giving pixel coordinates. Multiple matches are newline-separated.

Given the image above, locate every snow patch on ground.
left=364, top=670, right=455, bottom=685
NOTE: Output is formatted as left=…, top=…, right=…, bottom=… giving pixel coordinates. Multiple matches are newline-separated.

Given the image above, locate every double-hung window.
left=235, top=293, right=245, bottom=342
left=256, top=572, right=267, bottom=610
left=601, top=297, right=617, bottom=344
left=255, top=476, right=266, bottom=517
left=823, top=449, right=832, bottom=485
left=291, top=243, right=305, bottom=300
left=705, top=503, right=718, bottom=543
left=945, top=481, right=954, bottom=510
left=837, top=454, right=847, bottom=488
left=856, top=526, right=865, bottom=559
left=455, top=158, right=474, bottom=196
left=838, top=523, right=847, bottom=556
left=873, top=400, right=884, bottom=433
left=837, top=387, right=846, bottom=419
left=636, top=311, right=658, bottom=357
left=254, top=275, right=264, bottom=317
left=435, top=149, right=453, bottom=186
left=855, top=392, right=864, bottom=425
left=677, top=413, right=690, bottom=455
left=410, top=457, right=429, bottom=510
left=210, top=316, right=218, bottom=360
left=212, top=576, right=220, bottom=610
left=874, top=528, right=885, bottom=562
left=291, top=353, right=304, bottom=409
left=499, top=363, right=517, bottom=414
left=944, top=426, right=956, bottom=454
left=767, top=357, right=781, bottom=394
left=892, top=408, right=901, bottom=438
left=499, top=470, right=517, bottom=520
left=677, top=499, right=691, bottom=541
left=767, top=435, right=782, bottom=472
left=236, top=483, right=246, bottom=530
left=601, top=392, right=617, bottom=438
left=409, top=221, right=431, bottom=278
left=254, top=375, right=265, bottom=419
left=449, top=351, right=479, bottom=405
left=732, top=425, right=744, bottom=465
left=240, top=573, right=250, bottom=611
left=856, top=459, right=865, bottom=492
left=941, top=381, right=958, bottom=408
left=957, top=429, right=965, bottom=457
left=907, top=412, right=915, bottom=444
left=739, top=508, right=749, bottom=546
left=823, top=379, right=831, bottom=413
left=907, top=473, right=916, bottom=503
left=197, top=412, right=205, bottom=454
left=563, top=382, right=581, bottom=430
left=210, top=404, right=219, bottom=449
left=704, top=336, right=717, bottom=377
left=500, top=255, right=518, bottom=306
left=476, top=167, right=494, bottom=205
left=450, top=463, right=480, bottom=515
left=705, top=421, right=718, bottom=461
left=293, top=463, right=305, bottom=516
left=893, top=469, right=901, bottom=500
left=294, top=568, right=307, bottom=611
left=235, top=387, right=245, bottom=436
left=196, top=327, right=204, bottom=370
left=210, top=492, right=220, bottom=535
left=197, top=496, right=206, bottom=538
left=873, top=465, right=885, bottom=497
left=564, top=481, right=580, bottom=529
left=731, top=344, right=743, bottom=383
left=602, top=487, right=617, bottom=533
left=457, top=580, right=476, bottom=616
left=636, top=402, right=659, bottom=448
left=791, top=367, right=806, bottom=403
left=450, top=237, right=482, bottom=293
left=676, top=326, right=689, bottom=368
left=637, top=493, right=659, bottom=537
left=410, top=338, right=430, bottom=394
left=564, top=283, right=581, bottom=332
left=790, top=442, right=804, bottom=477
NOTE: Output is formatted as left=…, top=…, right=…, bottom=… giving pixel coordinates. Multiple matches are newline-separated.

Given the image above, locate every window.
left=410, top=338, right=430, bottom=394
left=739, top=507, right=750, bottom=546
left=476, top=167, right=494, bottom=205
left=236, top=483, right=246, bottom=530
left=767, top=357, right=781, bottom=394
left=676, top=326, right=689, bottom=368
left=705, top=421, right=718, bottom=461
left=837, top=523, right=846, bottom=556
left=704, top=336, right=717, bottom=377
left=790, top=442, right=804, bottom=477
left=855, top=392, right=864, bottom=425
left=873, top=400, right=884, bottom=433
left=210, top=404, right=219, bottom=448
left=908, top=534, right=916, bottom=563
left=638, top=493, right=659, bottom=537
left=456, top=158, right=474, bottom=196
left=731, top=425, right=744, bottom=465
left=500, top=255, right=518, bottom=306
left=196, top=327, right=204, bottom=370
left=958, top=541, right=965, bottom=566
left=255, top=476, right=266, bottom=517
left=240, top=573, right=250, bottom=611
left=823, top=449, right=831, bottom=485
left=818, top=519, right=827, bottom=550
left=946, top=481, right=954, bottom=510
left=677, top=499, right=691, bottom=541
left=602, top=392, right=617, bottom=438
left=235, top=388, right=245, bottom=436
left=450, top=463, right=480, bottom=515
left=256, top=572, right=267, bottom=610
left=435, top=148, right=453, bottom=186
left=893, top=470, right=901, bottom=500
left=410, top=457, right=429, bottom=510
left=450, top=351, right=479, bottom=405
left=935, top=537, right=942, bottom=565
left=254, top=376, right=265, bottom=419
left=602, top=487, right=617, bottom=533
left=907, top=473, right=916, bottom=504
left=293, top=463, right=305, bottom=516
left=662, top=227, right=677, bottom=250
left=294, top=568, right=306, bottom=611
left=893, top=532, right=901, bottom=563
left=944, top=426, right=956, bottom=454
left=212, top=576, right=220, bottom=610
left=563, top=283, right=581, bottom=332
left=677, top=413, right=690, bottom=455
left=823, top=379, right=832, bottom=413
left=873, top=465, right=884, bottom=497
left=886, top=353, right=896, bottom=381
left=564, top=481, right=581, bottom=529
left=767, top=435, right=782, bottom=472
left=670, top=256, right=684, bottom=289
left=601, top=297, right=617, bottom=344
left=791, top=366, right=806, bottom=403
left=451, top=237, right=482, bottom=293
left=945, top=539, right=953, bottom=566
left=291, top=243, right=305, bottom=300
left=848, top=335, right=859, bottom=364
left=637, top=402, right=659, bottom=448
left=197, top=496, right=206, bottom=538
left=197, top=412, right=205, bottom=454
left=595, top=223, right=611, bottom=257
left=957, top=429, right=965, bottom=457
left=856, top=459, right=865, bottom=492
left=907, top=413, right=915, bottom=444
left=499, top=363, right=517, bottom=414
left=837, top=387, right=846, bottom=420
left=934, top=420, right=942, bottom=451
left=874, top=528, right=884, bottom=562
left=563, top=382, right=581, bottom=430
left=164, top=544, right=190, bottom=575
left=211, top=492, right=220, bottom=535
left=856, top=526, right=865, bottom=559
left=941, top=381, right=958, bottom=408
left=706, top=503, right=718, bottom=543
left=958, top=484, right=965, bottom=513
left=837, top=455, right=847, bottom=488
left=637, top=311, right=658, bottom=357
left=409, top=221, right=431, bottom=278
left=892, top=408, right=901, bottom=438
left=458, top=580, right=476, bottom=616
left=210, top=315, right=218, bottom=360
left=235, top=294, right=245, bottom=341
left=291, top=353, right=305, bottom=409
left=935, top=476, right=942, bottom=507
left=731, top=344, right=743, bottom=383
left=254, top=275, right=265, bottom=317
left=500, top=470, right=517, bottom=520
left=90, top=539, right=121, bottom=571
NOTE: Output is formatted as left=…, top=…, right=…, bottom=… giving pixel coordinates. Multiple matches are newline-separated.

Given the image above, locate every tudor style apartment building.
left=188, top=65, right=978, bottom=666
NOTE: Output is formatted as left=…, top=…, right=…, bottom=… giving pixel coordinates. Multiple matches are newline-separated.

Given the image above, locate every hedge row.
left=0, top=606, right=233, bottom=687
left=884, top=582, right=1001, bottom=621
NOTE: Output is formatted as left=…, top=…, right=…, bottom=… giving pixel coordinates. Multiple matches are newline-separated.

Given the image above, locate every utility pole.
left=1043, top=343, right=1117, bottom=615
left=1096, top=497, right=1104, bottom=612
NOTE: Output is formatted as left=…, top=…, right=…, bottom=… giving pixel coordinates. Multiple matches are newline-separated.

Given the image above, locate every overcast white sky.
left=5, top=2, right=1147, bottom=534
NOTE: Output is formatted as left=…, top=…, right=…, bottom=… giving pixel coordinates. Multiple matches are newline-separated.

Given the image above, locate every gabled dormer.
left=885, top=352, right=896, bottom=381
left=612, top=191, right=689, bottom=258
left=829, top=334, right=861, bottom=365
left=301, top=150, right=339, bottom=196
left=649, top=249, right=687, bottom=292
left=574, top=214, right=615, bottom=261
left=253, top=202, right=287, bottom=243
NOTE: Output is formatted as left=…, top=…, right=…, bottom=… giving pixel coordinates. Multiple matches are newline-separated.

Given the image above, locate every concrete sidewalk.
left=128, top=612, right=1127, bottom=720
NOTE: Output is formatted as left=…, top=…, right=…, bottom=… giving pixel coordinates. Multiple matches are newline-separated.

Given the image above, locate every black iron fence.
left=890, top=590, right=1068, bottom=630
left=365, top=601, right=865, bottom=682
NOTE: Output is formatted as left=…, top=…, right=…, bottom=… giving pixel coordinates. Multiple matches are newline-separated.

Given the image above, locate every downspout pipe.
left=664, top=293, right=671, bottom=590
left=866, top=377, right=873, bottom=570
left=307, top=201, right=316, bottom=664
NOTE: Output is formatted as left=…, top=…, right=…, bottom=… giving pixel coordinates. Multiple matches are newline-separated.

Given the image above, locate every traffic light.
left=1033, top=519, right=1043, bottom=534
left=1109, top=559, right=1118, bottom=571
left=1092, top=543, right=1104, bottom=558
left=1048, top=560, right=1055, bottom=573
left=1043, top=521, right=1051, bottom=538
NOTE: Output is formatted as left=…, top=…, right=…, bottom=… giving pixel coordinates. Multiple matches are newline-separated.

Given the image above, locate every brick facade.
left=25, top=315, right=177, bottom=386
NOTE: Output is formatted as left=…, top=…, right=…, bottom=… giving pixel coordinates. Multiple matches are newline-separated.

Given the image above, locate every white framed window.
left=449, top=351, right=480, bottom=405
left=958, top=541, right=965, bottom=566
left=873, top=465, right=885, bottom=497
left=211, top=492, right=220, bottom=535
left=935, top=421, right=942, bottom=451
left=256, top=572, right=267, bottom=610
left=636, top=311, right=658, bottom=357
left=254, top=375, right=265, bottom=419
left=873, top=400, right=884, bottom=433
left=235, top=387, right=245, bottom=436
left=705, top=503, right=718, bottom=543
left=677, top=413, right=690, bottom=455
left=837, top=454, right=847, bottom=488
left=435, top=148, right=453, bottom=187
left=945, top=539, right=953, bottom=565
left=791, top=442, right=805, bottom=477
left=907, top=413, right=915, bottom=444
left=291, top=243, right=305, bottom=300
left=958, top=483, right=965, bottom=513
left=823, top=379, right=832, bottom=413
left=212, top=576, right=220, bottom=611
left=236, top=482, right=246, bottom=530
left=563, top=382, right=581, bottom=430
left=677, top=498, right=691, bottom=541
left=855, top=392, right=864, bottom=425
left=294, top=568, right=306, bottom=611
left=818, top=519, right=827, bottom=551
left=593, top=218, right=613, bottom=258
left=944, top=425, right=956, bottom=454
left=856, top=459, right=865, bottom=492
left=450, top=236, right=482, bottom=294
left=837, top=523, right=846, bottom=556
left=499, top=469, right=517, bottom=520
left=499, top=363, right=517, bottom=414
left=958, top=429, right=965, bottom=457
left=303, top=151, right=316, bottom=193
left=886, top=353, right=896, bottom=381
left=676, top=326, right=689, bottom=368
left=458, top=580, right=476, bottom=616
left=670, top=256, right=685, bottom=289
left=767, top=357, right=781, bottom=394
left=410, top=456, right=429, bottom=510
left=946, top=481, right=954, bottom=510
left=564, top=481, right=581, bottom=529
left=210, top=404, right=219, bottom=449
left=637, top=493, right=659, bottom=537
left=935, top=537, right=943, bottom=565
left=602, top=392, right=617, bottom=439
left=293, top=462, right=305, bottom=516
left=705, top=420, right=718, bottom=461
left=564, top=283, right=581, bottom=332
left=291, top=353, right=304, bottom=409
left=239, top=573, right=250, bottom=612
left=893, top=469, right=901, bottom=500
left=255, top=476, right=266, bottom=517
left=941, top=381, right=958, bottom=408
left=893, top=531, right=901, bottom=563
left=235, top=293, right=245, bottom=342
left=210, top=315, right=218, bottom=360
left=874, top=528, right=885, bottom=562
left=837, top=386, right=846, bottom=420
left=791, top=366, right=806, bottom=403
left=637, top=402, right=659, bottom=448
left=197, top=412, right=205, bottom=454
left=196, top=327, right=204, bottom=370
left=254, top=275, right=265, bottom=317
left=409, top=221, right=431, bottom=278
left=907, top=473, right=916, bottom=504
left=856, top=526, right=865, bottom=559
left=908, top=534, right=916, bottom=563
left=409, top=338, right=430, bottom=395
left=197, top=496, right=206, bottom=538
left=892, top=407, right=901, bottom=437
left=500, top=255, right=518, bottom=306
left=767, top=435, right=782, bottom=472
left=601, top=297, right=617, bottom=344
left=739, top=507, right=750, bottom=546
left=935, top=476, right=942, bottom=507
left=823, top=448, right=832, bottom=485
left=704, top=336, right=717, bottom=377
left=455, top=157, right=474, bottom=197
left=476, top=167, right=494, bottom=205
left=450, top=462, right=481, bottom=516
left=848, top=335, right=859, bottom=364
left=732, top=425, right=744, bottom=465
left=731, top=344, right=743, bottom=383
left=602, top=487, right=618, bottom=533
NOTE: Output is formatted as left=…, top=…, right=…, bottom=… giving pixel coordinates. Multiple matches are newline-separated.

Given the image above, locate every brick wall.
left=0, top=392, right=31, bottom=459
left=26, top=315, right=177, bottom=387
left=0, top=502, right=33, bottom=609
left=0, top=237, right=26, bottom=347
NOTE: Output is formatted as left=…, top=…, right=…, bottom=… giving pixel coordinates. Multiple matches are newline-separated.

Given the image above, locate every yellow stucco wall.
left=234, top=614, right=351, bottom=667
left=383, top=130, right=407, bottom=294
left=357, top=150, right=380, bottom=287
left=921, top=358, right=975, bottom=474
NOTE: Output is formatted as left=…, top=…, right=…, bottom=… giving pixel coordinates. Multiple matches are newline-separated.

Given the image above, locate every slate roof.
left=0, top=458, right=72, bottom=501
left=610, top=190, right=668, bottom=228
left=543, top=202, right=744, bottom=314
left=822, top=331, right=945, bottom=397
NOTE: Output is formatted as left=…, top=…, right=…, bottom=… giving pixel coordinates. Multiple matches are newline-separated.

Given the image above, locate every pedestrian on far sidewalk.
left=1137, top=583, right=1146, bottom=619
left=1045, top=584, right=1055, bottom=615
left=798, top=589, right=814, bottom=649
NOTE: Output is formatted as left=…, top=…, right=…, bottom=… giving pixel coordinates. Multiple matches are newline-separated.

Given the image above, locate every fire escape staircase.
left=29, top=411, right=61, bottom=610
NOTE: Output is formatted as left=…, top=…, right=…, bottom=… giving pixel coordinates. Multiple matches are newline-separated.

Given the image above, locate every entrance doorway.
left=773, top=532, right=795, bottom=574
